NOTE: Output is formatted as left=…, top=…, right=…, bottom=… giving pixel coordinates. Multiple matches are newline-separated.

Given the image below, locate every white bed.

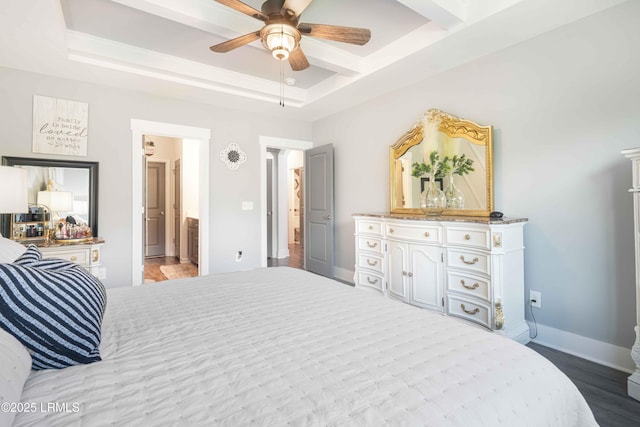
left=11, top=267, right=596, bottom=426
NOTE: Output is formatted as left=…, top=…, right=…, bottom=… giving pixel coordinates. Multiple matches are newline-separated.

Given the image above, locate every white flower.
left=220, top=143, right=247, bottom=170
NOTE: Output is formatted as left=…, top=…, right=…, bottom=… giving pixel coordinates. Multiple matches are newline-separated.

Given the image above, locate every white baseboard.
left=528, top=322, right=634, bottom=373
left=334, top=267, right=355, bottom=285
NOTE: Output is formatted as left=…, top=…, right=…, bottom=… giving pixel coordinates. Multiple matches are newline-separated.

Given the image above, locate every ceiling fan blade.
left=214, top=0, right=268, bottom=22
left=281, top=0, right=313, bottom=18
left=288, top=46, right=310, bottom=71
left=298, top=23, right=371, bottom=45
left=209, top=31, right=261, bottom=53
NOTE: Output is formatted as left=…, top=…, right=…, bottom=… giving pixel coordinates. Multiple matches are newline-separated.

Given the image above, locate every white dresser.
left=37, top=238, right=105, bottom=278
left=354, top=214, right=529, bottom=343
left=622, top=148, right=640, bottom=401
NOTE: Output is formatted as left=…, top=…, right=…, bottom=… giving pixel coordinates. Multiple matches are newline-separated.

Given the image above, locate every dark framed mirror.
left=1, top=157, right=99, bottom=239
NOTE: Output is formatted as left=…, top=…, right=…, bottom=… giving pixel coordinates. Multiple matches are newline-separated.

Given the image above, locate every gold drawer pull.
left=366, top=259, right=378, bottom=266
left=389, top=228, right=394, bottom=233
left=366, top=241, right=378, bottom=248
left=461, top=304, right=479, bottom=315
left=367, top=277, right=378, bottom=284
left=424, top=231, right=430, bottom=237
left=461, top=280, right=479, bottom=290
left=70, top=256, right=78, bottom=261
left=464, top=234, right=471, bottom=240
left=368, top=225, right=373, bottom=230
left=460, top=255, right=479, bottom=265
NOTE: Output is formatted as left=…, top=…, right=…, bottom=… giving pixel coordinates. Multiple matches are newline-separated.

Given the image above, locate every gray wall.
left=0, top=68, right=312, bottom=288
left=312, top=1, right=639, bottom=349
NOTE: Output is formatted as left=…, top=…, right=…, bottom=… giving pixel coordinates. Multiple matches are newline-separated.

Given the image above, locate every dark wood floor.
left=528, top=342, right=640, bottom=426
left=267, top=243, right=303, bottom=269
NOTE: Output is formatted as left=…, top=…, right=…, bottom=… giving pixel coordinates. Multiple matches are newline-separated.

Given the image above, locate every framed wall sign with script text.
left=32, top=95, right=88, bottom=157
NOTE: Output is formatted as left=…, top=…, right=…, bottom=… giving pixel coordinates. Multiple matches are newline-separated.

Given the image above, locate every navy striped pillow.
left=0, top=260, right=106, bottom=370
left=12, top=244, right=42, bottom=266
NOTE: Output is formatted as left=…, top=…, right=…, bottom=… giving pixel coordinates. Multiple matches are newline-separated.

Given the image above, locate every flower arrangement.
left=444, top=153, right=475, bottom=176
left=412, top=151, right=474, bottom=179
left=412, top=150, right=475, bottom=212
left=411, top=151, right=446, bottom=179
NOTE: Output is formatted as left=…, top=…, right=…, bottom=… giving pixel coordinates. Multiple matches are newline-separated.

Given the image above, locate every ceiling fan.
left=210, top=0, right=371, bottom=71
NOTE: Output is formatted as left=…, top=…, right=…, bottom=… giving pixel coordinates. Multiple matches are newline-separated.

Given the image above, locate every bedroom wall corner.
left=311, top=0, right=640, bottom=355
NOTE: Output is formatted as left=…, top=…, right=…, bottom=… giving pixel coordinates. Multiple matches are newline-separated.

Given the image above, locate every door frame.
left=131, top=119, right=210, bottom=286
left=259, top=136, right=312, bottom=267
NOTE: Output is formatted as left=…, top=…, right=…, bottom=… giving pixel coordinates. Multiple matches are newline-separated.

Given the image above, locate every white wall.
left=0, top=67, right=312, bottom=287
left=312, top=0, right=639, bottom=353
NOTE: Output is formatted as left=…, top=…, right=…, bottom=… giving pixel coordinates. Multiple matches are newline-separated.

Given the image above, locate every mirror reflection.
left=1, top=157, right=99, bottom=239
left=390, top=109, right=493, bottom=217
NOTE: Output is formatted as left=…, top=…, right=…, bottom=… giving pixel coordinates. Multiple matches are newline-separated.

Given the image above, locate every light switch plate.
left=242, top=201, right=254, bottom=211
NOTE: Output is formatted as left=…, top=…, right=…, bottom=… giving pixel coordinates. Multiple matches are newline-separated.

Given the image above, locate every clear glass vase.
left=444, top=173, right=464, bottom=209
left=420, top=174, right=446, bottom=216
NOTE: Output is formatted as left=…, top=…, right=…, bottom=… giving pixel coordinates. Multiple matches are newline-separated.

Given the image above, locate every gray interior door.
left=146, top=161, right=166, bottom=257
left=174, top=159, right=181, bottom=260
left=304, top=144, right=334, bottom=277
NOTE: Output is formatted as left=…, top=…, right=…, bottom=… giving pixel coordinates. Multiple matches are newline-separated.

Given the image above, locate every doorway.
left=265, top=150, right=304, bottom=269
left=131, top=119, right=211, bottom=287
left=142, top=135, right=200, bottom=283
left=260, top=137, right=313, bottom=269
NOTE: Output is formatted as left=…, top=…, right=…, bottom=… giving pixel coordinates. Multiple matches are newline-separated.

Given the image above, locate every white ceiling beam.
left=111, top=0, right=257, bottom=39
left=66, top=30, right=307, bottom=105
left=396, top=0, right=467, bottom=29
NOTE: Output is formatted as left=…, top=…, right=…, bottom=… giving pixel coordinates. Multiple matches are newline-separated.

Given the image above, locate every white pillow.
left=0, top=236, right=26, bottom=263
left=0, top=328, right=32, bottom=427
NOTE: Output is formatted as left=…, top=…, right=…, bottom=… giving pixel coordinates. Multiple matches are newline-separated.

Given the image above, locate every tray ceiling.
left=0, top=0, right=629, bottom=120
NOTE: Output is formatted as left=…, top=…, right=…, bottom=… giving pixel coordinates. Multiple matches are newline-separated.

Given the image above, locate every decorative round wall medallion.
left=220, top=143, right=247, bottom=170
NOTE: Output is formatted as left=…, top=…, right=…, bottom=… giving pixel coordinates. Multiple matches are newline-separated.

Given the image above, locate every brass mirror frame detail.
left=390, top=109, right=494, bottom=217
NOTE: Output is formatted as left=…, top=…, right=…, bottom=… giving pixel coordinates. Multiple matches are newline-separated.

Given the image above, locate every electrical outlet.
left=529, top=290, right=541, bottom=309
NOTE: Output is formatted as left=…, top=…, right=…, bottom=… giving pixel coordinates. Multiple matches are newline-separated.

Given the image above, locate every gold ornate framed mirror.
left=390, top=109, right=493, bottom=217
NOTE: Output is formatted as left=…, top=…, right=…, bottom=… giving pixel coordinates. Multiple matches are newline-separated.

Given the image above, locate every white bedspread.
left=15, top=267, right=596, bottom=426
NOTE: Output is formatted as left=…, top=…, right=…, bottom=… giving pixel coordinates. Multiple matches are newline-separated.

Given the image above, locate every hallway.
left=268, top=244, right=303, bottom=269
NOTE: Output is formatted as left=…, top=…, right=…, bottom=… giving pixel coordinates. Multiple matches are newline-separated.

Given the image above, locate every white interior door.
left=304, top=144, right=334, bottom=277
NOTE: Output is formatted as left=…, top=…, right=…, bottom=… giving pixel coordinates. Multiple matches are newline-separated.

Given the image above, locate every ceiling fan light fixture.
left=261, top=23, right=300, bottom=61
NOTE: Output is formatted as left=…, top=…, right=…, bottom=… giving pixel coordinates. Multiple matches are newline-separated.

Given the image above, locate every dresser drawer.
left=357, top=236, right=384, bottom=255
left=385, top=223, right=442, bottom=243
left=357, top=253, right=383, bottom=274
left=447, top=272, right=491, bottom=302
left=446, top=249, right=490, bottom=276
left=356, top=220, right=383, bottom=236
left=447, top=295, right=491, bottom=329
left=45, top=248, right=89, bottom=265
left=445, top=226, right=491, bottom=250
left=357, top=271, right=384, bottom=293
